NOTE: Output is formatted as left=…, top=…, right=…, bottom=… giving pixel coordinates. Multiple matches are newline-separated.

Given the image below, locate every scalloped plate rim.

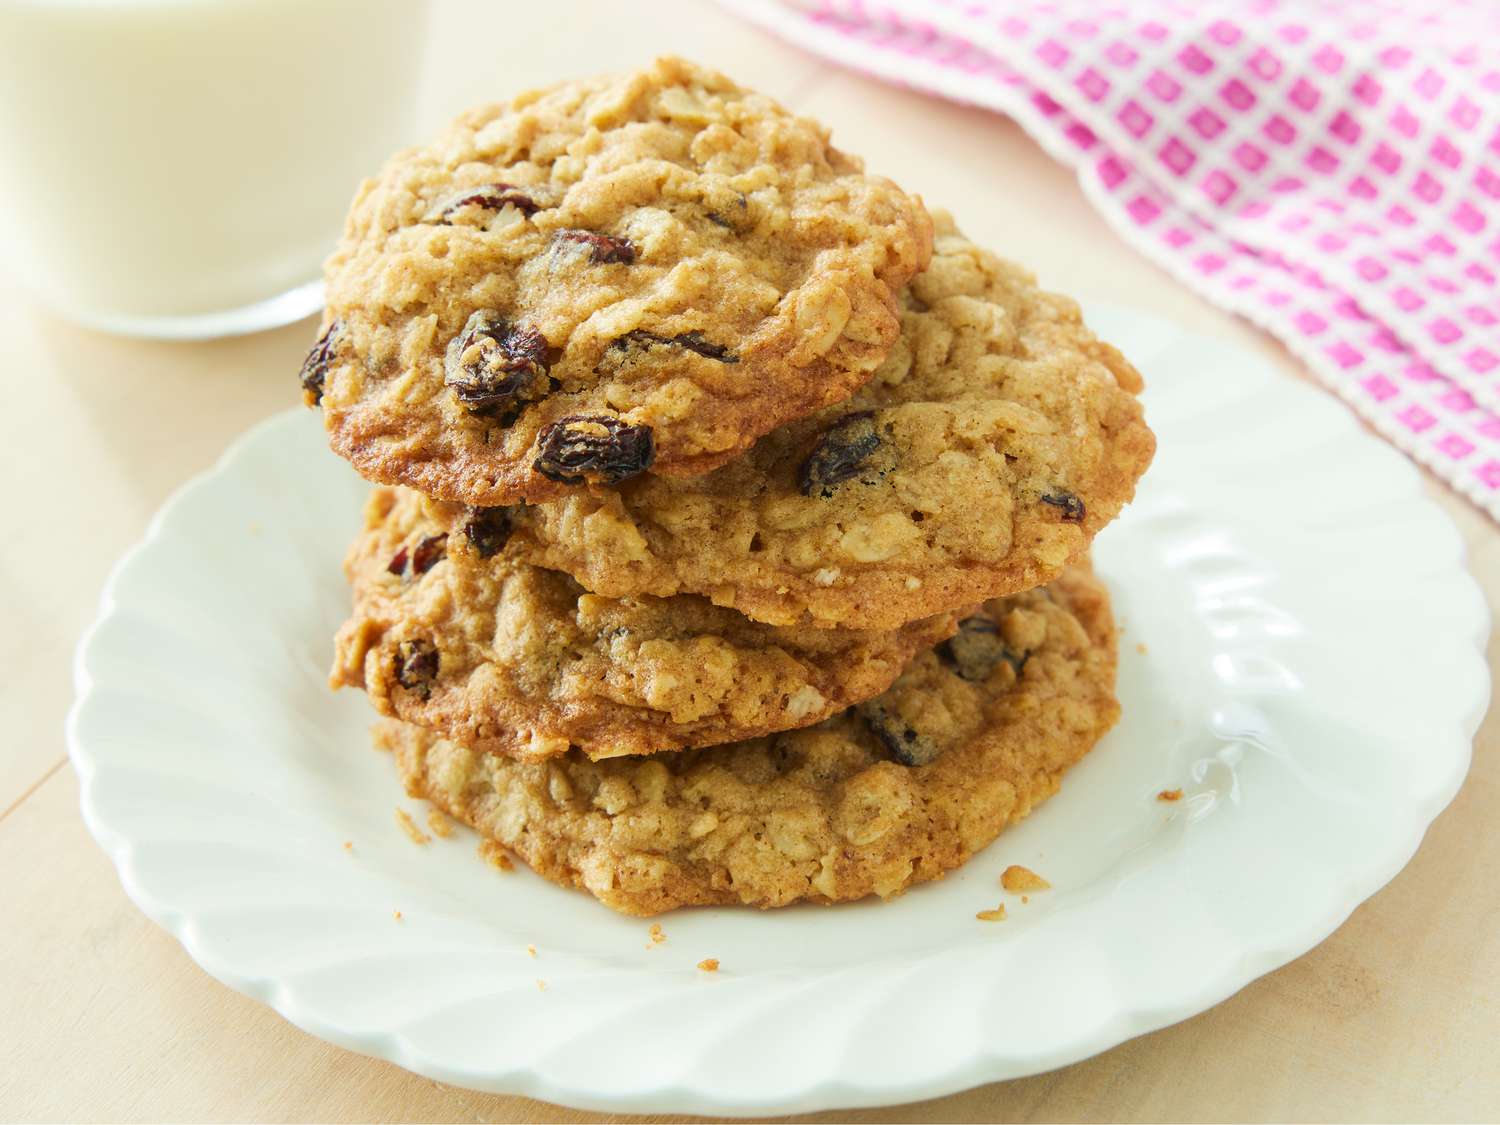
left=66, top=304, right=1490, bottom=1117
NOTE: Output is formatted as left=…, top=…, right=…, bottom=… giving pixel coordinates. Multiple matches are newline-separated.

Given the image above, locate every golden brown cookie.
left=426, top=212, right=1154, bottom=629
left=303, top=56, right=931, bottom=504
left=383, top=562, right=1119, bottom=915
left=334, top=486, right=958, bottom=761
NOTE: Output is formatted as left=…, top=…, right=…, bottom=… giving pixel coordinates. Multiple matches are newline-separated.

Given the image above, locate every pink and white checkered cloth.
left=723, top=0, right=1500, bottom=521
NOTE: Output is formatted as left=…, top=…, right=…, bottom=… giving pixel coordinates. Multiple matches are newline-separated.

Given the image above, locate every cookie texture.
left=427, top=212, right=1154, bottom=628
left=335, top=487, right=959, bottom=761
left=308, top=56, right=932, bottom=504
left=383, top=562, right=1119, bottom=915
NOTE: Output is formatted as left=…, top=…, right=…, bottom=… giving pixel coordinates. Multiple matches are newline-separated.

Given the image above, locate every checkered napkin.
left=722, top=0, right=1500, bottom=521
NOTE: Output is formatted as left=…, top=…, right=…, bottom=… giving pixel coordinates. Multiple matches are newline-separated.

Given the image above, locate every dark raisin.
left=411, top=533, right=448, bottom=575
left=798, top=411, right=882, bottom=497
left=533, top=414, right=655, bottom=485
left=463, top=506, right=514, bottom=558
left=609, top=328, right=738, bottom=363
left=436, top=182, right=540, bottom=220
left=938, top=615, right=1027, bottom=682
left=553, top=229, right=636, bottom=264
left=395, top=639, right=439, bottom=699
left=299, top=319, right=340, bottom=406
left=387, top=545, right=409, bottom=576
left=444, top=310, right=552, bottom=417
left=857, top=702, right=940, bottom=767
left=1041, top=490, right=1086, bottom=522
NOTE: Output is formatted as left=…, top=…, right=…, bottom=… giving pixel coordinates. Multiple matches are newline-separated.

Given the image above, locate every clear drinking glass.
left=0, top=0, right=429, bottom=339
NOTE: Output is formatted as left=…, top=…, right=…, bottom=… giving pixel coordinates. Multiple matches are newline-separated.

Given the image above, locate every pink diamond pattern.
left=762, top=0, right=1500, bottom=520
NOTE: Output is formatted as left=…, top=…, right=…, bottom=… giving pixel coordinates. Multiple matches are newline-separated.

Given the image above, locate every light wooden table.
left=2, top=3, right=1495, bottom=1121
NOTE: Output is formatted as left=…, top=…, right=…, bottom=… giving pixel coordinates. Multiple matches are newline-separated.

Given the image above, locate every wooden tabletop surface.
left=2, top=2, right=1495, bottom=1121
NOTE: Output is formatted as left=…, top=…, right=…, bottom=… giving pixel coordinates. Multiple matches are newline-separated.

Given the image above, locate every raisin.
left=553, top=229, right=636, bottom=264
left=395, top=639, right=439, bottom=699
left=444, top=310, right=551, bottom=417
left=938, top=615, right=1027, bottom=681
left=1041, top=490, right=1086, bottom=522
left=386, top=545, right=409, bottom=576
left=610, top=328, right=738, bottom=363
left=456, top=506, right=511, bottom=558
left=411, top=533, right=448, bottom=575
left=299, top=319, right=340, bottom=406
left=435, top=182, right=541, bottom=220
left=533, top=414, right=655, bottom=485
left=798, top=411, right=882, bottom=497
left=857, top=702, right=940, bottom=767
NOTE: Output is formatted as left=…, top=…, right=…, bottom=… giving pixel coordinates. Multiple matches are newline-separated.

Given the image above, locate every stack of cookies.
left=300, top=58, right=1155, bottom=916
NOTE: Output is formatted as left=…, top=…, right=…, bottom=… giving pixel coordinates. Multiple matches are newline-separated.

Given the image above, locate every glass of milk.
left=0, top=0, right=428, bottom=338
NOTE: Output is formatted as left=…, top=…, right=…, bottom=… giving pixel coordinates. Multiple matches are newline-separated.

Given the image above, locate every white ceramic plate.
left=69, top=306, right=1490, bottom=1116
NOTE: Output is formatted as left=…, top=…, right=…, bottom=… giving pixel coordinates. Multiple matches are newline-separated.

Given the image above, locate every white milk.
left=0, top=0, right=428, bottom=336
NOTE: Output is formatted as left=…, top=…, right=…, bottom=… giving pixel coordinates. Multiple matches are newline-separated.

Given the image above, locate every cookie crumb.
left=479, top=839, right=514, bottom=870
left=426, top=809, right=454, bottom=838
left=342, top=840, right=353, bottom=852
left=648, top=923, right=666, bottom=945
left=976, top=904, right=1007, bottom=922
left=526, top=944, right=537, bottom=959
left=1021, top=895, right=1029, bottom=904
left=1000, top=864, right=1050, bottom=892
left=697, top=958, right=720, bottom=972
left=395, top=808, right=430, bottom=845
left=393, top=910, right=403, bottom=922
left=1158, top=789, right=1183, bottom=802
left=536, top=979, right=547, bottom=992
left=1136, top=642, right=1148, bottom=655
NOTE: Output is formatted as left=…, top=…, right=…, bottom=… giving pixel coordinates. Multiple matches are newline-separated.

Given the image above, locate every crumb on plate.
left=976, top=904, right=1007, bottom=922
left=426, top=808, right=453, bottom=838
left=395, top=808, right=430, bottom=845
left=1001, top=864, right=1051, bottom=892
left=649, top=923, right=666, bottom=945
left=393, top=910, right=403, bottom=922
left=1158, top=788, right=1183, bottom=802
left=697, top=958, right=720, bottom=972
left=527, top=944, right=537, bottom=959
